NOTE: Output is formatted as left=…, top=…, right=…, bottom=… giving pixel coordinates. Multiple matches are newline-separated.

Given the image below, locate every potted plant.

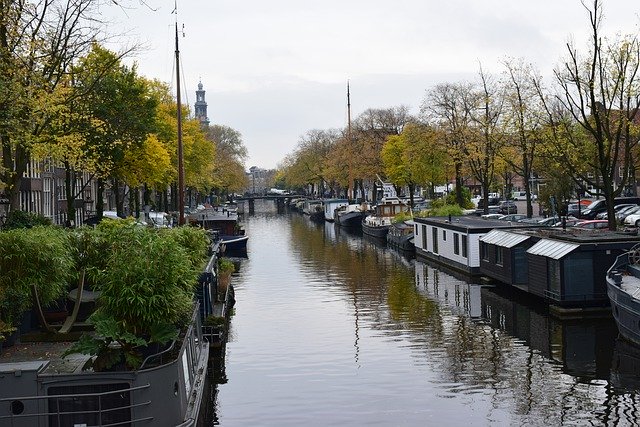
left=217, top=258, right=235, bottom=300
left=65, top=222, right=207, bottom=371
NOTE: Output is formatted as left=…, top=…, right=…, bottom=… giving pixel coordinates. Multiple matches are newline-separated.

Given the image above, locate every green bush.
left=163, top=226, right=210, bottom=270
left=219, top=258, right=235, bottom=275
left=66, top=223, right=200, bottom=370
left=0, top=226, right=75, bottom=339
left=3, top=210, right=52, bottom=230
left=392, top=211, right=413, bottom=223
left=428, top=204, right=464, bottom=217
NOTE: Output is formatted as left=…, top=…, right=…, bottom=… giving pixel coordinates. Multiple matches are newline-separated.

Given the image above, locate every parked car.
left=595, top=203, right=636, bottom=220
left=538, top=217, right=560, bottom=226
left=579, top=197, right=640, bottom=219
left=498, top=200, right=518, bottom=215
left=617, top=205, right=640, bottom=223
left=475, top=197, right=500, bottom=215
left=575, top=220, right=610, bottom=229
left=498, top=214, right=527, bottom=222
left=624, top=212, right=640, bottom=227
left=481, top=213, right=504, bottom=220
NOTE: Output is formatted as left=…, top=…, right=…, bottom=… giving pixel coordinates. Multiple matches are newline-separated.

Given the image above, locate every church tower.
left=194, top=81, right=210, bottom=127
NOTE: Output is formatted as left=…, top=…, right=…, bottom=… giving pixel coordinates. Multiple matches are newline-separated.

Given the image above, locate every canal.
left=212, top=200, right=640, bottom=426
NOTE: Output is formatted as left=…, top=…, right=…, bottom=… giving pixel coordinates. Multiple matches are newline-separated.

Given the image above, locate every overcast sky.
left=103, top=0, right=640, bottom=170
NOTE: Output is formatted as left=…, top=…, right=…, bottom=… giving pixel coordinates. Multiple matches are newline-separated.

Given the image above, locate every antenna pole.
left=175, top=21, right=185, bottom=225
left=347, top=80, right=353, bottom=200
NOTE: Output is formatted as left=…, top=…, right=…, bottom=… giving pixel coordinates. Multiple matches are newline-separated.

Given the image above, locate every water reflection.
left=216, top=201, right=640, bottom=426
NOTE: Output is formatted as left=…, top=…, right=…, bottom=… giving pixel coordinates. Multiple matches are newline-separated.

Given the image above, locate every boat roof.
left=480, top=229, right=531, bottom=248
left=527, top=239, right=580, bottom=259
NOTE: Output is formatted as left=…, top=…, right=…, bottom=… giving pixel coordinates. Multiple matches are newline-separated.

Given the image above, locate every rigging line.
left=180, top=47, right=191, bottom=114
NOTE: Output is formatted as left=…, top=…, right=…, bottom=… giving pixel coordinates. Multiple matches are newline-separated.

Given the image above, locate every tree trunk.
left=454, top=161, right=464, bottom=207
left=64, top=162, right=76, bottom=227
left=96, top=178, right=104, bottom=217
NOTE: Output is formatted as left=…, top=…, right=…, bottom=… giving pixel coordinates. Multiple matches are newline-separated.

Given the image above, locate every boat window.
left=481, top=242, right=489, bottom=261
left=422, top=225, right=427, bottom=249
left=496, top=247, right=503, bottom=266
left=432, top=227, right=439, bottom=254
left=442, top=230, right=446, bottom=241
left=454, top=233, right=460, bottom=255
left=462, top=235, right=468, bottom=258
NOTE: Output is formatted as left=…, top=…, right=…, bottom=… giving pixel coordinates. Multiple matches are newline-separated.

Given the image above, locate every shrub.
left=163, top=226, right=210, bottom=270
left=0, top=226, right=75, bottom=338
left=3, top=210, right=52, bottom=230
left=65, top=223, right=200, bottom=370
left=428, top=204, right=464, bottom=217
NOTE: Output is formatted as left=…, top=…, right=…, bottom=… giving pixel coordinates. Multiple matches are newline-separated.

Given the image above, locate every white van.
left=511, top=191, right=536, bottom=201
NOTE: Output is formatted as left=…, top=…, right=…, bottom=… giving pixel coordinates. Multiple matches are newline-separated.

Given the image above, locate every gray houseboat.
left=0, top=241, right=232, bottom=426
left=607, top=244, right=640, bottom=346
left=480, top=229, right=640, bottom=310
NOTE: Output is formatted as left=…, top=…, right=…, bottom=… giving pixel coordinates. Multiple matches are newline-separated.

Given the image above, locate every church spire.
left=194, top=80, right=210, bottom=127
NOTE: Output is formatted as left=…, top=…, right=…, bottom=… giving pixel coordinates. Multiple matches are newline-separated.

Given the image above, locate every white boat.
left=323, top=199, right=349, bottom=222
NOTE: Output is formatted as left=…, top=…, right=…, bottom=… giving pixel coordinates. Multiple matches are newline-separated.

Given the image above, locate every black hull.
left=336, top=211, right=364, bottom=228
left=220, top=234, right=249, bottom=254
left=362, top=222, right=390, bottom=239
left=387, top=234, right=415, bottom=252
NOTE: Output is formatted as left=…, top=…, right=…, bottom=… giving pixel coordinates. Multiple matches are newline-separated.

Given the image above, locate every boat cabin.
left=414, top=216, right=537, bottom=276
left=479, top=229, right=539, bottom=290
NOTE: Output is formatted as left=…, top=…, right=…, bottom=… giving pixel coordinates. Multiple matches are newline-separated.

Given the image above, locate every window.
left=442, top=230, right=447, bottom=241
left=462, top=235, right=468, bottom=258
left=422, top=225, right=427, bottom=249
left=432, top=227, right=439, bottom=254
left=496, top=247, right=503, bottom=265
left=454, top=233, right=460, bottom=255
left=481, top=242, right=489, bottom=261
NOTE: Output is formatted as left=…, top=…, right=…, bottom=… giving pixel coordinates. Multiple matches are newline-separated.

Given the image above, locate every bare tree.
left=421, top=82, right=475, bottom=207
left=538, top=0, right=640, bottom=229
left=501, top=58, right=545, bottom=217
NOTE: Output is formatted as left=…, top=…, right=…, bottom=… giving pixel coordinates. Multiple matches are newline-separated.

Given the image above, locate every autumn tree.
left=422, top=83, right=475, bottom=207
left=206, top=125, right=248, bottom=197
left=0, top=0, right=134, bottom=212
left=73, top=44, right=158, bottom=218
left=351, top=106, right=411, bottom=201
left=501, top=59, right=545, bottom=217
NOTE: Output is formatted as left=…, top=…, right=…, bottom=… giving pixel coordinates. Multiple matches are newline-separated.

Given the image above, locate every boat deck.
left=0, top=340, right=91, bottom=374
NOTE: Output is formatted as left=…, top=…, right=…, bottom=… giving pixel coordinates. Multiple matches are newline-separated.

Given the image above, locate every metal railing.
left=0, top=384, right=152, bottom=427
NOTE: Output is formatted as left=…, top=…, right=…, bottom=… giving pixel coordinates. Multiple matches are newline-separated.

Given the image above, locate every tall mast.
left=347, top=81, right=353, bottom=200
left=175, top=21, right=185, bottom=225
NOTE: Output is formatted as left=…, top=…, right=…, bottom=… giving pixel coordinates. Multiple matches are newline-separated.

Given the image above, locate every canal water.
left=212, top=200, right=640, bottom=426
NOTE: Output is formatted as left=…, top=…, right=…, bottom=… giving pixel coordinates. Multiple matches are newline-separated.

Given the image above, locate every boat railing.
left=140, top=302, right=203, bottom=369
left=0, top=383, right=153, bottom=426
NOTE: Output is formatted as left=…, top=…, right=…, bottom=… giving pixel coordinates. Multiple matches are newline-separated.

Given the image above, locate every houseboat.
left=323, top=199, right=349, bottom=222
left=480, top=228, right=640, bottom=310
left=387, top=220, right=415, bottom=252
left=188, top=207, right=248, bottom=254
left=302, top=200, right=324, bottom=222
left=362, top=199, right=409, bottom=239
left=0, top=238, right=233, bottom=427
left=607, top=244, right=640, bottom=345
left=413, top=216, right=536, bottom=276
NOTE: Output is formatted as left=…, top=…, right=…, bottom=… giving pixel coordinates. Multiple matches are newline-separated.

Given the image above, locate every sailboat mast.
left=175, top=22, right=185, bottom=225
left=347, top=81, right=353, bottom=200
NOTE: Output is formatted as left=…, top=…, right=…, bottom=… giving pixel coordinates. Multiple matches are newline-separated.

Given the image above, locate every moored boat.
left=323, top=199, right=349, bottom=222
left=387, top=220, right=415, bottom=252
left=334, top=203, right=369, bottom=228
left=607, top=244, right=640, bottom=345
left=0, top=229, right=233, bottom=427
left=362, top=199, right=409, bottom=239
left=188, top=207, right=248, bottom=254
